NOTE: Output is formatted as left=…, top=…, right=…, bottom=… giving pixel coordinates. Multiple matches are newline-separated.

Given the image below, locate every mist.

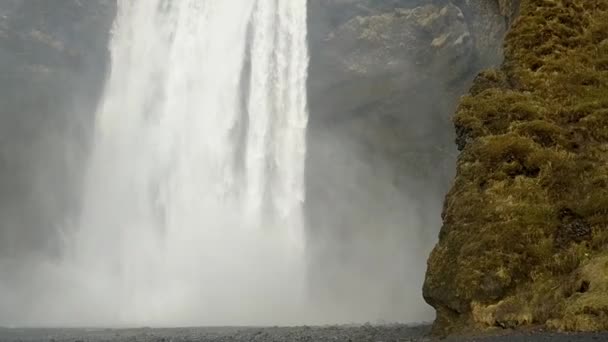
left=0, top=0, right=501, bottom=328
left=301, top=0, right=471, bottom=324
left=304, top=71, right=456, bottom=324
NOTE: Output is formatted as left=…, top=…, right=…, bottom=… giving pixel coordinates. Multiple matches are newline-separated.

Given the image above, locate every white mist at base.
left=41, top=0, right=309, bottom=326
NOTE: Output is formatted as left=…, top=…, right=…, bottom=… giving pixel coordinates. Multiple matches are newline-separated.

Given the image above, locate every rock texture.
left=424, top=0, right=608, bottom=335
left=0, top=0, right=115, bottom=258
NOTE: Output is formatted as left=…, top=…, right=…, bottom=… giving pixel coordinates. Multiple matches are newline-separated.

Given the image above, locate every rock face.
left=424, top=0, right=608, bottom=334
left=306, top=0, right=512, bottom=321
left=0, top=0, right=115, bottom=258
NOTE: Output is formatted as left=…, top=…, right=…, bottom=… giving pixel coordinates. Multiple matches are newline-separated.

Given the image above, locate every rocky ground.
left=1, top=325, right=608, bottom=342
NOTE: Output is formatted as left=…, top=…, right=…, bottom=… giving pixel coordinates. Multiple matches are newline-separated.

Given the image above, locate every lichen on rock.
left=424, top=0, right=608, bottom=335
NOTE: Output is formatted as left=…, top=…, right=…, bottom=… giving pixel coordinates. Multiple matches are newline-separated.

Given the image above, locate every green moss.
left=455, top=90, right=547, bottom=139
left=511, top=120, right=567, bottom=147
left=551, top=254, right=608, bottom=331
left=424, top=0, right=608, bottom=335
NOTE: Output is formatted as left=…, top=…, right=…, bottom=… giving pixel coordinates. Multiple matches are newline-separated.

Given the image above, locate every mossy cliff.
left=424, top=0, right=608, bottom=334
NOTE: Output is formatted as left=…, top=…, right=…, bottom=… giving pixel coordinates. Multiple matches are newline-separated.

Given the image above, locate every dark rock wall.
left=0, top=0, right=115, bottom=259
left=306, top=0, right=511, bottom=321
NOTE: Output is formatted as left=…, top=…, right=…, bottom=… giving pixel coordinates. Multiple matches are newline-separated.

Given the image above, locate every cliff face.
left=306, top=0, right=512, bottom=321
left=0, top=0, right=115, bottom=259
left=424, top=0, right=608, bottom=334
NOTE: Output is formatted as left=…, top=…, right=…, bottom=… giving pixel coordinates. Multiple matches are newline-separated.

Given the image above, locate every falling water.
left=65, top=0, right=308, bottom=326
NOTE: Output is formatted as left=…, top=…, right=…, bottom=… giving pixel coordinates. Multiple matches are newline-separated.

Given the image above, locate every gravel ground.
left=1, top=325, right=607, bottom=342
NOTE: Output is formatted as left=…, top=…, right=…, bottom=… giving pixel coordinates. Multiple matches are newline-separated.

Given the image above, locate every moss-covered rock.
left=424, top=0, right=608, bottom=335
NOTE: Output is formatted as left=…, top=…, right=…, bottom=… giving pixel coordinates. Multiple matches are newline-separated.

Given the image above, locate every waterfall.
left=68, top=0, right=309, bottom=325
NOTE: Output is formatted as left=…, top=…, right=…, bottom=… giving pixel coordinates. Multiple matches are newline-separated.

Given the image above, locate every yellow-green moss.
left=424, top=0, right=608, bottom=335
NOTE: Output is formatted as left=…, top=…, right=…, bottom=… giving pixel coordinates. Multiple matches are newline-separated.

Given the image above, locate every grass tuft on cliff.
left=424, top=0, right=608, bottom=334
